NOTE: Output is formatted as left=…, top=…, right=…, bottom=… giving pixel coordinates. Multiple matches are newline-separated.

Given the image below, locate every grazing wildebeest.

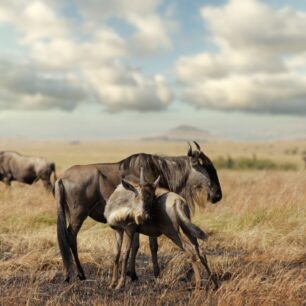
left=104, top=169, right=218, bottom=290
left=54, top=141, right=222, bottom=282
left=0, top=151, right=56, bottom=190
left=303, top=154, right=306, bottom=169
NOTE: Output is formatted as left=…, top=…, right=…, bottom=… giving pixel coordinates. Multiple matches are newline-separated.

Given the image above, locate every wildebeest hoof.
left=77, top=274, right=86, bottom=281
left=126, top=271, right=139, bottom=281
left=131, top=275, right=139, bottom=281
left=153, top=270, right=160, bottom=278
left=64, top=276, right=70, bottom=283
left=179, top=268, right=194, bottom=282
left=115, top=282, right=125, bottom=290
left=221, top=271, right=232, bottom=281
left=131, top=274, right=139, bottom=281
left=108, top=282, right=116, bottom=289
left=210, top=273, right=219, bottom=290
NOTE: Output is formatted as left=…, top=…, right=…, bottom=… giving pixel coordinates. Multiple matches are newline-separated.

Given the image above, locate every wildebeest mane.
left=119, top=153, right=191, bottom=195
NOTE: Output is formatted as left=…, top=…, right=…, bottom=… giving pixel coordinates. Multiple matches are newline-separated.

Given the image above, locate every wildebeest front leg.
left=116, top=227, right=135, bottom=290
left=109, top=229, right=123, bottom=289
left=3, top=173, right=12, bottom=186
left=149, top=236, right=160, bottom=278
left=38, top=170, right=52, bottom=191
left=127, top=232, right=140, bottom=281
left=42, top=179, right=52, bottom=191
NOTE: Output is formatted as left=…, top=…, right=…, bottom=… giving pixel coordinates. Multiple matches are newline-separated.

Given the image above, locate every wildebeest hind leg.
left=68, top=219, right=86, bottom=280
left=197, top=251, right=219, bottom=290
left=165, top=231, right=202, bottom=289
left=185, top=232, right=219, bottom=290
left=3, top=176, right=12, bottom=186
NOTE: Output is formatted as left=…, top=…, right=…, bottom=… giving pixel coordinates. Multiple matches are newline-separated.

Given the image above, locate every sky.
left=0, top=0, right=306, bottom=140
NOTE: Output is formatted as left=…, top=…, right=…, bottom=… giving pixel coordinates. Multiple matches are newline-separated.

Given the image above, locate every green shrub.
left=214, top=155, right=297, bottom=170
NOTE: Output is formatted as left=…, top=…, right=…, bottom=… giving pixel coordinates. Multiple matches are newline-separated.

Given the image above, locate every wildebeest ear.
left=188, top=151, right=200, bottom=166
left=122, top=179, right=138, bottom=194
left=152, top=176, right=160, bottom=188
left=0, top=166, right=5, bottom=175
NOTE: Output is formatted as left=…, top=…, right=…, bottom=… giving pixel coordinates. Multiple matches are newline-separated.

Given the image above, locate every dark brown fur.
left=54, top=142, right=222, bottom=281
left=0, top=151, right=56, bottom=190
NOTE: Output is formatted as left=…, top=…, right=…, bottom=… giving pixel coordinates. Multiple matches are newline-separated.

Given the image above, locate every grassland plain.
left=0, top=140, right=305, bottom=305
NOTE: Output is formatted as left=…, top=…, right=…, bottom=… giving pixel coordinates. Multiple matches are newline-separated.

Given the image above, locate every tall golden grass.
left=0, top=140, right=305, bottom=305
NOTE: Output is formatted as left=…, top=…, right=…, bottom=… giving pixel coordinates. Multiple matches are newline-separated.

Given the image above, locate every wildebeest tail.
left=175, top=199, right=208, bottom=241
left=54, top=179, right=72, bottom=276
left=50, top=162, right=57, bottom=188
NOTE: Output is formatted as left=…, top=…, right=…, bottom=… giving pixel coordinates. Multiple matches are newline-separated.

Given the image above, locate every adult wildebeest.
left=303, top=154, right=306, bottom=169
left=104, top=169, right=218, bottom=290
left=54, top=141, right=222, bottom=282
left=0, top=151, right=56, bottom=191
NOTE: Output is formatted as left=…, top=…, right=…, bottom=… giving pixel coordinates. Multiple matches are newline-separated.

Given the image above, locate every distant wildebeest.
left=54, top=141, right=222, bottom=282
left=104, top=168, right=218, bottom=290
left=0, top=151, right=56, bottom=190
left=303, top=154, right=306, bottom=169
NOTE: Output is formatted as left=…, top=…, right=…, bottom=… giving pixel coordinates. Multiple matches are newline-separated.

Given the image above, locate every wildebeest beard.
left=119, top=153, right=208, bottom=212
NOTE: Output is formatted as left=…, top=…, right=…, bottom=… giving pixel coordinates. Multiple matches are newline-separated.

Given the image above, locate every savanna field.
left=0, top=140, right=305, bottom=305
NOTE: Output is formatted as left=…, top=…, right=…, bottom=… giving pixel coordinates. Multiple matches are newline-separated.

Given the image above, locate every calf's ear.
left=122, top=179, right=138, bottom=195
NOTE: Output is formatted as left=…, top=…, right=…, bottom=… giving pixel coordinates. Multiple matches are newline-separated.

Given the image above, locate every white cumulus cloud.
left=176, top=0, right=306, bottom=115
left=0, top=0, right=173, bottom=112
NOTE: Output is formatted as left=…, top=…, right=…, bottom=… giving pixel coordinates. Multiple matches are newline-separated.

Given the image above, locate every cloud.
left=75, top=0, right=175, bottom=55
left=86, top=62, right=172, bottom=112
left=0, top=0, right=173, bottom=112
left=176, top=0, right=306, bottom=115
left=0, top=58, right=88, bottom=111
left=30, top=28, right=127, bottom=70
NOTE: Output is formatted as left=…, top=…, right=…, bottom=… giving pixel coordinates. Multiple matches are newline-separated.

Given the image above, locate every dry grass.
left=0, top=140, right=305, bottom=305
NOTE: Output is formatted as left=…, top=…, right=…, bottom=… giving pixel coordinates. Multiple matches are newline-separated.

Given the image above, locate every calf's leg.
left=149, top=236, right=160, bottom=278
left=116, top=228, right=135, bottom=290
left=109, top=230, right=123, bottom=288
left=127, top=235, right=160, bottom=280
left=164, top=231, right=202, bottom=288
left=183, top=231, right=219, bottom=289
left=127, top=232, right=139, bottom=281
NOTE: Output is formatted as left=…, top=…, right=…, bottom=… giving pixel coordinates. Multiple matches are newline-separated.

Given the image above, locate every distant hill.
left=141, top=125, right=217, bottom=142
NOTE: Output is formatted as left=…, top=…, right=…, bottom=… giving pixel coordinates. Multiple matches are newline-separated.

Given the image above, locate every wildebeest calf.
left=0, top=151, right=56, bottom=190
left=104, top=169, right=218, bottom=290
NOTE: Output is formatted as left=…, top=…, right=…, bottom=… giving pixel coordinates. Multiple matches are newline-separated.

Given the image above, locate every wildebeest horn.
left=187, top=142, right=193, bottom=156
left=193, top=141, right=201, bottom=151
left=153, top=175, right=160, bottom=188
left=140, top=167, right=144, bottom=185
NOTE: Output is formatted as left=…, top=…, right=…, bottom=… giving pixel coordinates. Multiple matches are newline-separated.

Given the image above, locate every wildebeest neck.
left=119, top=153, right=191, bottom=194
